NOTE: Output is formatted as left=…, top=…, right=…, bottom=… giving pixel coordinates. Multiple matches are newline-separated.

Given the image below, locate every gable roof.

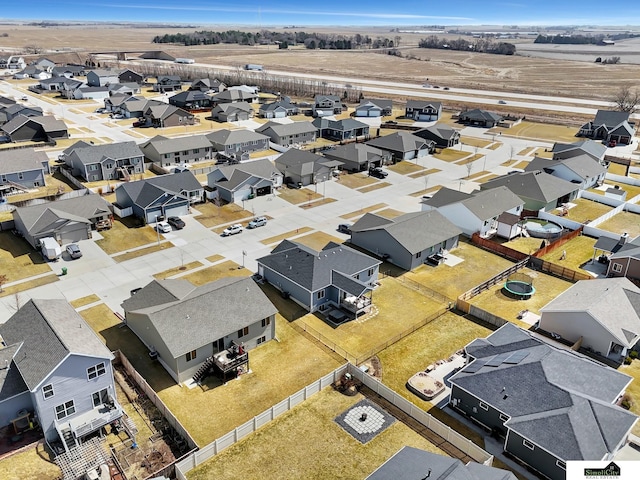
left=0, top=299, right=112, bottom=391
left=146, top=104, right=193, bottom=121
left=540, top=278, right=640, bottom=347
left=257, top=240, right=380, bottom=293
left=366, top=131, right=427, bottom=153
left=451, top=323, right=636, bottom=461
left=322, top=143, right=385, bottom=164
left=481, top=170, right=579, bottom=203
left=551, top=139, right=607, bottom=161
left=423, top=186, right=523, bottom=220
left=525, top=155, right=606, bottom=181
left=593, top=110, right=630, bottom=128
left=357, top=98, right=393, bottom=111
left=206, top=128, right=268, bottom=146
left=312, top=118, right=369, bottom=132
left=140, top=134, right=211, bottom=155
left=416, top=123, right=460, bottom=141
left=256, top=121, right=317, bottom=137
left=352, top=211, right=462, bottom=254
left=212, top=102, right=253, bottom=114
left=611, top=235, right=640, bottom=261
left=2, top=114, right=67, bottom=135
left=406, top=99, right=442, bottom=110
left=169, top=90, right=212, bottom=103
left=211, top=159, right=281, bottom=190
left=122, top=277, right=277, bottom=357
left=460, top=108, right=503, bottom=122
left=67, top=141, right=143, bottom=166
left=117, top=171, right=201, bottom=208
left=0, top=148, right=48, bottom=175
left=212, top=89, right=257, bottom=102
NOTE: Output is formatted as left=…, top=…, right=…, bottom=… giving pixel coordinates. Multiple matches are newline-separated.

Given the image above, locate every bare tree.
left=0, top=274, right=7, bottom=293
left=465, top=160, right=473, bottom=179
left=611, top=85, right=640, bottom=113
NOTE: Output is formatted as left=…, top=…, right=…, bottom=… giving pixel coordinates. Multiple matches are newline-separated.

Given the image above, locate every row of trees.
left=418, top=36, right=516, bottom=55
left=152, top=29, right=398, bottom=50
left=534, top=34, right=606, bottom=45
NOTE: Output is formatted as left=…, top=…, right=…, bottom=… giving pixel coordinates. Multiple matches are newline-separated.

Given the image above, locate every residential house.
left=578, top=110, right=635, bottom=145
left=168, top=90, right=212, bottom=111
left=0, top=148, right=50, bottom=197
left=552, top=139, right=607, bottom=165
left=524, top=155, right=606, bottom=189
left=322, top=143, right=389, bottom=172
left=256, top=121, right=317, bottom=147
left=106, top=83, right=141, bottom=96
left=355, top=98, right=392, bottom=117
left=259, top=100, right=298, bottom=119
left=421, top=186, right=525, bottom=238
left=366, top=131, right=431, bottom=162
left=481, top=170, right=580, bottom=212
left=3, top=55, right=26, bottom=70
left=414, top=123, right=461, bottom=148
left=2, top=115, right=68, bottom=143
left=73, top=86, right=110, bottom=101
left=13, top=194, right=113, bottom=247
left=211, top=102, right=253, bottom=122
left=14, top=66, right=51, bottom=80
left=607, top=235, right=640, bottom=282
left=538, top=278, right=640, bottom=362
left=207, top=159, right=282, bottom=203
left=312, top=118, right=370, bottom=141
left=115, top=171, right=203, bottom=223
left=62, top=141, right=145, bottom=182
left=0, top=95, right=16, bottom=108
left=103, top=93, right=140, bottom=114
left=38, top=76, right=84, bottom=93
left=119, top=98, right=165, bottom=119
left=86, top=69, right=120, bottom=87
left=0, top=299, right=123, bottom=451
left=350, top=211, right=461, bottom=270
left=189, top=78, right=226, bottom=92
left=0, top=104, right=44, bottom=125
left=257, top=240, right=381, bottom=316
left=366, top=447, right=517, bottom=480
left=32, top=58, right=56, bottom=72
left=152, top=75, right=182, bottom=93
left=404, top=100, right=442, bottom=121
left=140, top=134, right=214, bottom=168
left=118, top=69, right=144, bottom=84
left=206, top=129, right=270, bottom=157
left=211, top=89, right=257, bottom=104
left=121, top=277, right=278, bottom=384
left=449, top=323, right=637, bottom=480
left=313, top=95, right=343, bottom=116
left=275, top=148, right=341, bottom=186
left=458, top=109, right=503, bottom=128
left=143, top=104, right=195, bottom=128
left=51, top=65, right=86, bottom=78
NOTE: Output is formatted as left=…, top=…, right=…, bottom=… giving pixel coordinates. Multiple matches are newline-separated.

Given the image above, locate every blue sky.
left=1, top=1, right=640, bottom=26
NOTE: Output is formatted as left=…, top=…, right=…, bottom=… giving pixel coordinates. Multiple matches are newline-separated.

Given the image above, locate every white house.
left=524, top=155, right=606, bottom=190
left=539, top=277, right=640, bottom=361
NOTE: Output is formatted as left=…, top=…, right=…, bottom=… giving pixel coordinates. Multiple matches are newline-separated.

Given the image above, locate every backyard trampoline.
left=503, top=272, right=536, bottom=300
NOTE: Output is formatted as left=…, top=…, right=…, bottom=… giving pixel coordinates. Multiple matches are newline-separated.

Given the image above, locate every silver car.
left=66, top=244, right=82, bottom=259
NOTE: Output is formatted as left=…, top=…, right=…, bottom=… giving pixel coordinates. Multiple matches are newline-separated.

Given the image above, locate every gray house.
left=12, top=194, right=113, bottom=248
left=144, top=104, right=195, bottom=128
left=0, top=104, right=44, bottom=124
left=366, top=132, right=431, bottom=162
left=169, top=90, right=213, bottom=110
left=312, top=118, right=370, bottom=141
left=313, top=95, right=343, bottom=116
left=275, top=148, right=341, bottom=186
left=122, top=276, right=278, bottom=384
left=414, top=124, right=461, bottom=148
left=355, top=98, right=393, bottom=117
left=258, top=100, right=298, bottom=119
left=2, top=115, right=68, bottom=143
left=211, top=102, right=253, bottom=122
left=458, top=109, right=503, bottom=128
left=140, top=134, right=214, bottom=168
left=211, top=89, right=257, bottom=104
left=481, top=170, right=579, bottom=212
left=62, top=141, right=145, bottom=182
left=578, top=110, right=635, bottom=145
left=405, top=100, right=442, bottom=121
left=322, top=143, right=390, bottom=172
left=607, top=235, right=640, bottom=282
left=449, top=323, right=637, bottom=480
left=0, top=148, right=50, bottom=197
left=115, top=171, right=203, bottom=223
left=152, top=75, right=182, bottom=93
left=190, top=78, right=226, bottom=92
left=256, top=121, right=317, bottom=147
left=257, top=240, right=381, bottom=317
left=207, top=159, right=283, bottom=203
left=0, top=299, right=123, bottom=451
left=350, top=211, right=462, bottom=270
left=86, top=69, right=120, bottom=87
left=207, top=129, right=270, bottom=157
left=552, top=139, right=607, bottom=164
left=524, top=155, right=606, bottom=190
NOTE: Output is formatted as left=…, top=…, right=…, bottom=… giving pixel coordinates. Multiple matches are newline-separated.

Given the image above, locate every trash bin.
left=61, top=267, right=67, bottom=276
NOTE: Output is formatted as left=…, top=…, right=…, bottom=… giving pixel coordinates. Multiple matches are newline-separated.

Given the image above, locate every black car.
left=167, top=216, right=185, bottom=229
left=286, top=180, right=302, bottom=189
left=338, top=223, right=352, bottom=234
left=369, top=167, right=388, bottom=179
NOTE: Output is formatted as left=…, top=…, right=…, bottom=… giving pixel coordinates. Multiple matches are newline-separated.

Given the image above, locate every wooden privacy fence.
left=527, top=257, right=593, bottom=281
left=470, top=233, right=529, bottom=261
left=533, top=226, right=583, bottom=258
left=457, top=257, right=529, bottom=302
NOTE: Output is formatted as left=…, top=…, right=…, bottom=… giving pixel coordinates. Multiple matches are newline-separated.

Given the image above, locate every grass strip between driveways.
left=70, top=294, right=102, bottom=309
left=0, top=274, right=59, bottom=298
left=112, top=243, right=174, bottom=263
left=260, top=227, right=314, bottom=245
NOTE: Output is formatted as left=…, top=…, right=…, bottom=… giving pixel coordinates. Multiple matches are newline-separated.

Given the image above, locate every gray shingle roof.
left=416, top=123, right=460, bottom=141
left=422, top=187, right=472, bottom=207
left=256, top=121, right=317, bottom=136
left=211, top=159, right=280, bottom=191
left=593, top=110, right=630, bottom=128
left=525, top=155, right=606, bottom=181
left=257, top=240, right=380, bottom=292
left=460, top=109, right=503, bottom=122
left=450, top=324, right=636, bottom=461
left=481, top=170, right=579, bottom=203
left=2, top=114, right=67, bottom=135
left=406, top=99, right=442, bottom=110
left=611, top=236, right=640, bottom=261
left=124, top=277, right=278, bottom=357
left=206, top=128, right=269, bottom=147
left=322, top=143, right=385, bottom=165
left=0, top=299, right=113, bottom=391
left=366, top=131, right=427, bottom=153
left=275, top=148, right=325, bottom=176
left=0, top=148, right=48, bottom=175
left=357, top=98, right=392, bottom=110
left=67, top=141, right=143, bottom=165
left=140, top=134, right=211, bottom=155
left=312, top=118, right=369, bottom=131
left=551, top=140, right=607, bottom=161
left=212, top=89, right=256, bottom=102
left=0, top=343, right=29, bottom=401
left=212, top=102, right=253, bottom=115
left=117, top=171, right=201, bottom=208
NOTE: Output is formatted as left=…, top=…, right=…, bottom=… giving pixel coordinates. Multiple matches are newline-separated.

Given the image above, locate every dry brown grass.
left=375, top=208, right=406, bottom=219
left=295, top=231, right=344, bottom=251
left=538, top=235, right=598, bottom=273
left=619, top=360, right=640, bottom=437
left=564, top=198, right=613, bottom=224
left=512, top=160, right=530, bottom=169
left=278, top=187, right=323, bottom=205
left=0, top=441, right=61, bottom=480
left=0, top=274, right=59, bottom=297
left=95, top=217, right=160, bottom=255
left=433, top=148, right=468, bottom=162
left=477, top=173, right=500, bottom=183
left=260, top=226, right=314, bottom=245
left=153, top=261, right=205, bottom=280
left=461, top=136, right=492, bottom=148
left=0, top=232, right=52, bottom=283
left=340, top=203, right=388, bottom=219
left=409, top=186, right=441, bottom=198
left=358, top=182, right=391, bottom=193
left=5, top=173, right=76, bottom=203
left=408, top=167, right=441, bottom=179
left=502, top=236, right=546, bottom=255
left=465, top=170, right=491, bottom=180
left=181, top=260, right=250, bottom=286
left=70, top=294, right=101, bottom=308
left=598, top=211, right=640, bottom=239
left=490, top=121, right=579, bottom=143
left=193, top=202, right=254, bottom=229
left=336, top=172, right=376, bottom=190
left=608, top=163, right=628, bottom=176
left=531, top=147, right=554, bottom=159
left=387, top=162, right=425, bottom=175
left=300, top=197, right=337, bottom=209
left=112, top=243, right=173, bottom=262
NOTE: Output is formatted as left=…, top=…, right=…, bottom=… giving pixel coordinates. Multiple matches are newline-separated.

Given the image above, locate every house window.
left=105, top=163, right=113, bottom=169
left=164, top=154, right=170, bottom=159
left=182, top=151, right=189, bottom=156
left=257, top=335, right=266, bottom=345
left=367, top=268, right=374, bottom=276
left=317, top=289, right=326, bottom=300
left=522, top=439, right=535, bottom=451
left=238, top=326, right=249, bottom=338
left=186, top=350, right=197, bottom=362
left=612, top=263, right=623, bottom=273
left=55, top=400, right=76, bottom=420
left=478, top=401, right=488, bottom=411
left=416, top=251, right=422, bottom=259
left=43, top=384, right=54, bottom=399
left=262, top=318, right=271, bottom=328
left=18, top=172, right=24, bottom=180
left=193, top=149, right=199, bottom=154
left=92, top=388, right=108, bottom=407
left=556, top=460, right=566, bottom=470
left=499, top=413, right=509, bottom=422
left=354, top=274, right=360, bottom=280
left=1, top=175, right=6, bottom=182
left=87, top=362, right=106, bottom=380
left=34, top=181, right=41, bottom=187
left=90, top=164, right=98, bottom=171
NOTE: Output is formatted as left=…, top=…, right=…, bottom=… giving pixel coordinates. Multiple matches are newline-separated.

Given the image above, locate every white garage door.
left=164, top=204, right=189, bottom=218
left=58, top=223, right=89, bottom=244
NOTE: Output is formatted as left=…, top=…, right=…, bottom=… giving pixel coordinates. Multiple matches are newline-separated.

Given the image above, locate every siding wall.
left=538, top=311, right=622, bottom=354
left=505, top=431, right=566, bottom=480
left=0, top=391, right=33, bottom=428
left=449, top=384, right=508, bottom=436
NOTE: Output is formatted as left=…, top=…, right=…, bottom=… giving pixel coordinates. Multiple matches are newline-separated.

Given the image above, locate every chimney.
left=619, top=232, right=629, bottom=245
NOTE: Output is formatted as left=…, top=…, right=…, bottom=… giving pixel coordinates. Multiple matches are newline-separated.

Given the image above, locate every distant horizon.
left=1, top=1, right=640, bottom=28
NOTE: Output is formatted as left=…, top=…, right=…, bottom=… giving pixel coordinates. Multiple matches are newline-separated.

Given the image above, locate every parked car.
left=247, top=216, right=268, bottom=229
left=498, top=100, right=507, bottom=105
left=285, top=179, right=302, bottom=189
left=167, top=216, right=185, bottom=229
left=608, top=139, right=617, bottom=148
left=95, top=107, right=106, bottom=113
left=222, top=224, right=243, bottom=236
left=20, top=95, right=28, bottom=101
left=156, top=222, right=171, bottom=233
left=338, top=223, right=352, bottom=234
left=132, top=120, right=145, bottom=127
left=369, top=167, right=388, bottom=179
left=66, top=243, right=82, bottom=259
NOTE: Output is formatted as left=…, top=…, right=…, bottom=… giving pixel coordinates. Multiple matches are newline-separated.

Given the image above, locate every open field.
left=186, top=388, right=446, bottom=480
left=489, top=121, right=579, bottom=143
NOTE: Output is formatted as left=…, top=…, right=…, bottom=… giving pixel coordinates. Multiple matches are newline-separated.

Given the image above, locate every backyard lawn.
left=619, top=360, right=640, bottom=437
left=0, top=232, right=52, bottom=283
left=608, top=163, right=629, bottom=176
left=95, top=217, right=160, bottom=255
left=192, top=202, right=254, bottom=229
left=502, top=236, right=546, bottom=255
left=186, top=388, right=446, bottom=480
left=598, top=211, right=640, bottom=239
left=405, top=240, right=514, bottom=300
left=564, top=198, right=612, bottom=224
left=0, top=441, right=61, bottom=480
left=489, top=121, right=578, bottom=143
left=589, top=181, right=640, bottom=200
left=538, top=234, right=598, bottom=273
left=293, top=277, right=446, bottom=361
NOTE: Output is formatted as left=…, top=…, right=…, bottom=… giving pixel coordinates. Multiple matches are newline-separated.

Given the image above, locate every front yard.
left=0, top=232, right=52, bottom=284
left=336, top=172, right=377, bottom=190
left=192, top=202, right=254, bottom=229
left=277, top=187, right=323, bottom=205
left=95, top=217, right=161, bottom=255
